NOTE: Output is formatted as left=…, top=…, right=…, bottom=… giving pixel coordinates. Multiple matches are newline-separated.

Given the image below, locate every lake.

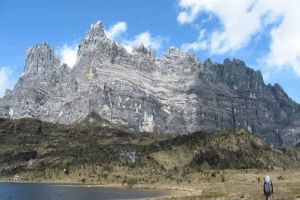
left=0, top=183, right=167, bottom=200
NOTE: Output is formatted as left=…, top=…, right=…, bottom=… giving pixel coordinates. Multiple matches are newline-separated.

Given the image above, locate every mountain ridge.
left=1, top=21, right=300, bottom=147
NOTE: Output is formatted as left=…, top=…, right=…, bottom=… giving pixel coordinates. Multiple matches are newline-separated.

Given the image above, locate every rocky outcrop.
left=1, top=21, right=300, bottom=147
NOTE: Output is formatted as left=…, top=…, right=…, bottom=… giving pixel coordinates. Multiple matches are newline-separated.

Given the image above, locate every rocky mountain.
left=1, top=21, right=300, bottom=147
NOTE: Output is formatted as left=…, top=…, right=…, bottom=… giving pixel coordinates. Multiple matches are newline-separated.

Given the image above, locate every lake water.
left=0, top=183, right=167, bottom=200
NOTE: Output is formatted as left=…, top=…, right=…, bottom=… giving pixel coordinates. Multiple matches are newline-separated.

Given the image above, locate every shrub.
left=122, top=176, right=138, bottom=188
left=277, top=175, right=284, bottom=180
left=221, top=174, right=225, bottom=182
left=211, top=172, right=216, bottom=178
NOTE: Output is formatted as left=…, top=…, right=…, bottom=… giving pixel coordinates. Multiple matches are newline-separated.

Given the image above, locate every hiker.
left=263, top=175, right=273, bottom=200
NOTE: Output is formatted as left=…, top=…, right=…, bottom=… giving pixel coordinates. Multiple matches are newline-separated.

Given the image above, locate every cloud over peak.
left=106, top=21, right=167, bottom=53
left=105, top=21, right=127, bottom=39
left=122, top=31, right=167, bottom=53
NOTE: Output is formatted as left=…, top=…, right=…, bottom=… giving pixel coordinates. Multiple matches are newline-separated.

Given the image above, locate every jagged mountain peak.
left=26, top=42, right=51, bottom=53
left=75, top=21, right=128, bottom=67
left=132, top=44, right=155, bottom=61
left=132, top=44, right=152, bottom=54
left=162, top=47, right=200, bottom=65
left=91, top=20, right=104, bottom=29
left=223, top=58, right=246, bottom=66
left=165, top=47, right=191, bottom=57
left=25, top=42, right=54, bottom=62
left=87, top=20, right=105, bottom=38
left=23, top=42, right=59, bottom=76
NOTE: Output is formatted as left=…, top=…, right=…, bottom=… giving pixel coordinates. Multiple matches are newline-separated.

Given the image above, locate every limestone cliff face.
left=1, top=21, right=300, bottom=147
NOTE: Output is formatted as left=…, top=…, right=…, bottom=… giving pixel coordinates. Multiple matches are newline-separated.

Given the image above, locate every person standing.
left=263, top=175, right=273, bottom=200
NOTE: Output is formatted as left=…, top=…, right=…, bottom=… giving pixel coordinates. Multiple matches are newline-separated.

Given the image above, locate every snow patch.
left=58, top=111, right=63, bottom=117
left=140, top=111, right=155, bottom=132
left=250, top=91, right=256, bottom=99
left=8, top=108, right=14, bottom=116
left=102, top=105, right=110, bottom=113
left=162, top=105, right=171, bottom=115
left=247, top=125, right=252, bottom=133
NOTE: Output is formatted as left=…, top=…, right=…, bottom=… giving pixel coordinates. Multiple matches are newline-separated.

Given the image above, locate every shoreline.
left=0, top=180, right=196, bottom=199
left=2, top=169, right=300, bottom=199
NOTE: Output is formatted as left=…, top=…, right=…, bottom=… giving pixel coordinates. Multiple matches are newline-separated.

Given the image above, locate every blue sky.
left=0, top=0, right=300, bottom=102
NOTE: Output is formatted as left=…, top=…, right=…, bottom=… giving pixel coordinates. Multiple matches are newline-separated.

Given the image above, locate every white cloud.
left=178, top=0, right=263, bottom=54
left=177, top=0, right=300, bottom=77
left=182, top=29, right=207, bottom=51
left=104, top=21, right=166, bottom=53
left=105, top=21, right=127, bottom=39
left=103, top=21, right=167, bottom=53
left=177, top=0, right=204, bottom=24
left=59, top=44, right=78, bottom=68
left=0, top=66, right=16, bottom=97
left=263, top=1, right=300, bottom=77
left=122, top=31, right=166, bottom=53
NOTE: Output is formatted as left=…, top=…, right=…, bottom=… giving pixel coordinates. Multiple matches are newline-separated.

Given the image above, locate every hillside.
left=1, top=117, right=299, bottom=185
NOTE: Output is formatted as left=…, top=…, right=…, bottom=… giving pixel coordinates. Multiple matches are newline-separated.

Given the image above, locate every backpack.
left=264, top=180, right=272, bottom=195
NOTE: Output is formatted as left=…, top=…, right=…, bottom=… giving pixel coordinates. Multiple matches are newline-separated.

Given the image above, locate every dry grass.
left=157, top=169, right=300, bottom=200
